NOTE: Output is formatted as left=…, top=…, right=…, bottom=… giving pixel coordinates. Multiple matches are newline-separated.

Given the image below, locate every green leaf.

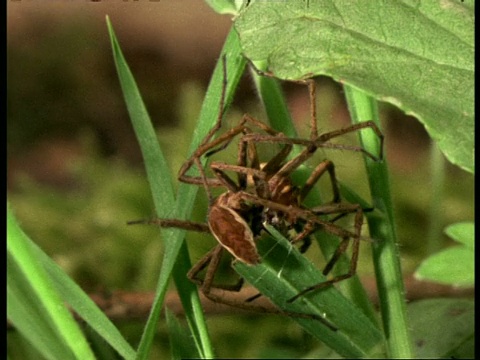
left=107, top=16, right=248, bottom=359
left=344, top=87, right=413, bottom=358
left=415, top=222, right=474, bottom=287
left=444, top=221, right=474, bottom=248
left=106, top=17, right=216, bottom=359
left=408, top=299, right=474, bottom=358
left=233, top=225, right=384, bottom=358
left=165, top=308, right=200, bottom=360
left=205, top=0, right=245, bottom=15
left=235, top=0, right=474, bottom=173
left=7, top=204, right=96, bottom=360
left=27, top=236, right=137, bottom=359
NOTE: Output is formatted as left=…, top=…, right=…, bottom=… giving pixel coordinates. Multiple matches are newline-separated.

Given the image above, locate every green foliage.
left=248, top=65, right=378, bottom=325
left=344, top=87, right=412, bottom=358
left=233, top=4, right=474, bottom=355
left=165, top=308, right=200, bottom=360
left=205, top=0, right=246, bottom=14
left=235, top=0, right=474, bottom=173
left=107, top=16, right=389, bottom=358
left=235, top=226, right=383, bottom=358
left=7, top=206, right=93, bottom=360
left=107, top=16, right=218, bottom=359
left=408, top=299, right=474, bottom=358
left=7, top=2, right=473, bottom=359
left=8, top=204, right=123, bottom=360
left=415, top=222, right=474, bottom=286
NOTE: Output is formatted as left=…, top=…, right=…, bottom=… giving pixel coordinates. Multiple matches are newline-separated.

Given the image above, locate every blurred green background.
left=7, top=1, right=474, bottom=358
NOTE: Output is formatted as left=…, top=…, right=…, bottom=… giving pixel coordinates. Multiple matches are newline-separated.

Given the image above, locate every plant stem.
left=426, top=142, right=446, bottom=254
left=344, top=85, right=414, bottom=358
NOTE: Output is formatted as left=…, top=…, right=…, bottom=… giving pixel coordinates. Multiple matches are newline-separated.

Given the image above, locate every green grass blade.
left=344, top=85, right=414, bottom=358
left=234, top=225, right=384, bottom=358
left=28, top=235, right=137, bottom=359
left=169, top=245, right=206, bottom=357
left=166, top=31, right=246, bottom=358
left=426, top=143, right=447, bottom=254
left=165, top=308, right=200, bottom=360
left=106, top=17, right=208, bottom=359
left=106, top=17, right=176, bottom=208
left=7, top=204, right=96, bottom=360
left=107, top=16, right=247, bottom=359
left=8, top=203, right=136, bottom=359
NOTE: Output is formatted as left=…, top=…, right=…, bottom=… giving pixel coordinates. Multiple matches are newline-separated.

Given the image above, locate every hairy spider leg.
left=187, top=243, right=337, bottom=330
left=178, top=113, right=293, bottom=187
left=127, top=215, right=335, bottom=326
left=234, top=192, right=368, bottom=302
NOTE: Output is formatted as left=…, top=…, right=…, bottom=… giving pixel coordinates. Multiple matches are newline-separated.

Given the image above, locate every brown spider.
left=130, top=56, right=383, bottom=326
left=175, top=75, right=382, bottom=293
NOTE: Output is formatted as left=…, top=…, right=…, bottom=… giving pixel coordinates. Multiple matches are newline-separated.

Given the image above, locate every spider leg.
left=259, top=143, right=293, bottom=176
left=190, top=245, right=336, bottom=328
left=178, top=112, right=292, bottom=189
left=236, top=113, right=292, bottom=191
left=127, top=218, right=210, bottom=233
left=210, top=163, right=267, bottom=190
left=290, top=221, right=317, bottom=245
left=287, top=205, right=364, bottom=303
left=313, top=121, right=384, bottom=161
left=327, top=206, right=373, bottom=223
left=291, top=203, right=364, bottom=253
left=232, top=192, right=368, bottom=301
left=245, top=61, right=317, bottom=141
left=308, top=80, right=318, bottom=139
left=195, top=55, right=229, bottom=148
left=178, top=121, right=248, bottom=187
left=188, top=245, right=244, bottom=293
left=299, top=159, right=340, bottom=204
left=246, top=61, right=383, bottom=161
left=238, top=192, right=360, bottom=239
left=177, top=55, right=230, bottom=187
left=241, top=132, right=383, bottom=162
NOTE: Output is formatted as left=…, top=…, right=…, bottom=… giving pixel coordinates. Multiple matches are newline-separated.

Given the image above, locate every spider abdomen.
left=208, top=197, right=260, bottom=266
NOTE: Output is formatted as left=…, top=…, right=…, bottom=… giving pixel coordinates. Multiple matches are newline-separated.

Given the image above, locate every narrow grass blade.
left=426, top=143, right=447, bottom=254
left=107, top=16, right=247, bottom=359
left=234, top=225, right=384, bottom=358
left=165, top=308, right=200, bottom=360
left=28, top=236, right=136, bottom=359
left=166, top=30, right=247, bottom=357
left=106, top=17, right=209, bottom=359
left=7, top=204, right=96, bottom=360
left=344, top=85, right=414, bottom=358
